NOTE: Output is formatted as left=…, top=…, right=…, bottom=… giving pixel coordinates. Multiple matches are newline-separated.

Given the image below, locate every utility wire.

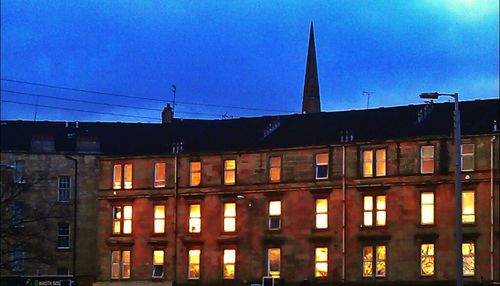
left=1, top=78, right=297, bottom=113
left=1, top=89, right=224, bottom=118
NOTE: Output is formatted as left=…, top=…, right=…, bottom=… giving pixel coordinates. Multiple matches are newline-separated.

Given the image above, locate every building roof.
left=1, top=99, right=498, bottom=156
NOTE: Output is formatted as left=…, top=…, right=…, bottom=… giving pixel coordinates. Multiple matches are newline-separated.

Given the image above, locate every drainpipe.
left=490, top=135, right=496, bottom=281
left=64, top=155, right=78, bottom=283
left=173, top=154, right=179, bottom=286
left=341, top=145, right=346, bottom=282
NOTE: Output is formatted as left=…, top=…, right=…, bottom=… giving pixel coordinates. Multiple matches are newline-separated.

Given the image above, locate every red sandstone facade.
left=95, top=134, right=499, bottom=285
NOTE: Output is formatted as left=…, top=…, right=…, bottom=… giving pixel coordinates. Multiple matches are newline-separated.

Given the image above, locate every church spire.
left=302, top=21, right=321, bottom=114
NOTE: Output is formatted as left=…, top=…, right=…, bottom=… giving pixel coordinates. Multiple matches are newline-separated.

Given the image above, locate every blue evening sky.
left=1, top=0, right=498, bottom=122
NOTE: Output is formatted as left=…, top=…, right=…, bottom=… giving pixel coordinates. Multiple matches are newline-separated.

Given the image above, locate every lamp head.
left=419, top=92, right=440, bottom=99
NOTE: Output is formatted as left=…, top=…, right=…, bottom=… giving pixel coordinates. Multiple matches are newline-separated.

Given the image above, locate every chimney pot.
left=162, top=104, right=173, bottom=124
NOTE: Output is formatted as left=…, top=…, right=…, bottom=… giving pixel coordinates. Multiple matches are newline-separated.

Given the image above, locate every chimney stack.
left=162, top=104, right=173, bottom=124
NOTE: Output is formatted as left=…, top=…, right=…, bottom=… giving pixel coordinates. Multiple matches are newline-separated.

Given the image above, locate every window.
left=268, top=201, right=281, bottom=230
left=363, top=245, right=386, bottom=277
left=113, top=164, right=132, bottom=189
left=57, top=223, right=70, bottom=249
left=58, top=176, right=71, bottom=202
left=269, top=156, right=281, bottom=182
left=315, top=153, right=328, bottom=179
left=190, top=161, right=201, bottom=186
left=315, top=247, right=328, bottom=278
left=462, top=191, right=475, bottom=224
left=421, top=243, right=435, bottom=276
left=189, top=204, right=201, bottom=233
left=461, top=144, right=474, bottom=171
left=363, top=195, right=386, bottom=226
left=188, top=249, right=201, bottom=279
left=224, top=159, right=236, bottom=185
left=152, top=250, right=164, bottom=278
left=420, top=146, right=435, bottom=174
left=112, top=206, right=132, bottom=234
left=363, top=149, right=386, bottom=177
left=111, top=250, right=131, bottom=279
left=462, top=242, right=475, bottom=276
left=12, top=202, right=24, bottom=227
left=154, top=162, right=166, bottom=188
left=14, top=160, right=25, bottom=183
left=223, top=203, right=236, bottom=232
left=421, top=192, right=434, bottom=225
left=57, top=267, right=69, bottom=276
left=315, top=199, right=328, bottom=229
left=11, top=247, right=24, bottom=272
left=223, top=249, right=236, bottom=279
left=154, top=205, right=165, bottom=234
left=267, top=248, right=281, bottom=278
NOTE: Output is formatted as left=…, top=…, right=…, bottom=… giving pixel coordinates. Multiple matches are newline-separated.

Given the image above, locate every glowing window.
left=189, top=204, right=201, bottom=233
left=223, top=203, right=236, bottom=232
left=315, top=153, right=329, bottom=179
left=113, top=164, right=122, bottom=189
left=376, top=149, right=386, bottom=177
left=223, top=249, right=236, bottom=279
left=111, top=250, right=131, bottom=279
left=224, top=159, right=236, bottom=185
left=269, top=156, right=281, bottom=182
left=363, top=195, right=386, bottom=226
left=190, top=162, right=201, bottom=186
left=421, top=243, right=435, bottom=276
left=188, top=249, right=201, bottom=279
left=154, top=205, right=165, bottom=234
left=375, top=245, right=386, bottom=277
left=462, top=191, right=475, bottom=224
left=112, top=206, right=132, bottom=234
left=268, top=201, right=281, bottom=230
left=363, top=149, right=386, bottom=177
left=362, top=246, right=373, bottom=277
left=152, top=250, right=164, bottom=278
left=315, top=199, right=328, bottom=229
left=363, top=245, right=386, bottom=277
left=362, top=151, right=373, bottom=177
left=154, top=162, right=166, bottom=188
left=420, top=146, right=435, bottom=174
left=462, top=242, right=475, bottom=276
left=421, top=192, right=434, bottom=225
left=268, top=248, right=280, bottom=278
left=315, top=247, right=328, bottom=278
left=113, top=164, right=133, bottom=189
left=461, top=144, right=475, bottom=171
left=124, top=164, right=132, bottom=189
left=123, top=206, right=132, bottom=234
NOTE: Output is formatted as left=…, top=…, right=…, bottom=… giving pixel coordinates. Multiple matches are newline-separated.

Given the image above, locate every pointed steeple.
left=302, top=21, right=321, bottom=114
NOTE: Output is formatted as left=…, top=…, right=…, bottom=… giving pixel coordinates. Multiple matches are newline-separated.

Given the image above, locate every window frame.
left=461, top=144, right=475, bottom=172
left=111, top=250, right=131, bottom=280
left=462, top=241, right=475, bottom=276
left=269, top=156, right=282, bottom=182
left=189, top=161, right=202, bottom=187
left=315, top=198, right=328, bottom=230
left=223, top=159, right=236, bottom=185
left=315, top=153, right=329, bottom=180
left=420, top=192, right=435, bottom=225
left=462, top=190, right=475, bottom=224
left=420, top=243, right=435, bottom=276
left=153, top=162, right=166, bottom=188
left=362, top=148, right=387, bottom=178
left=362, top=244, right=386, bottom=278
left=57, top=176, right=71, bottom=202
left=152, top=249, right=165, bottom=279
left=222, top=249, right=236, bottom=280
left=112, top=205, right=133, bottom=235
left=267, top=248, right=281, bottom=278
left=223, top=202, right=237, bottom=233
left=188, top=249, right=201, bottom=280
left=420, top=145, right=435, bottom=174
left=113, top=163, right=133, bottom=189
left=14, top=160, right=25, bottom=183
left=362, top=194, right=386, bottom=227
left=11, top=247, right=24, bottom=272
left=314, top=246, right=328, bottom=278
left=57, top=222, right=70, bottom=249
left=153, top=205, right=166, bottom=234
left=268, top=200, right=282, bottom=231
left=188, top=204, right=202, bottom=233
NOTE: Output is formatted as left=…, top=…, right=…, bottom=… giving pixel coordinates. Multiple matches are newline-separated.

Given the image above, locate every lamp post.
left=419, top=92, right=462, bottom=286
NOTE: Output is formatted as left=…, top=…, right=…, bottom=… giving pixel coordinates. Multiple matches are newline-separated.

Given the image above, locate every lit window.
left=461, top=144, right=475, bottom=171
left=268, top=201, right=281, bottom=230
left=154, top=162, right=166, bottom=188
left=462, top=242, right=475, bottom=276
left=223, top=249, right=236, bottom=279
left=363, top=149, right=386, bottom=177
left=223, top=203, right=236, bottom=232
left=315, top=247, right=328, bottom=278
left=57, top=222, right=70, bottom=249
left=268, top=248, right=280, bottom=278
left=111, top=250, right=131, bottom=279
left=224, top=159, right=236, bottom=185
left=269, top=156, right=281, bottom=182
left=420, top=243, right=435, bottom=276
left=154, top=205, right=165, bottom=234
left=315, top=153, right=329, bottom=179
left=462, top=191, right=475, bottom=224
left=420, top=146, right=435, bottom=174
left=112, top=206, right=132, bottom=234
left=113, top=164, right=133, bottom=189
left=190, top=161, right=201, bottom=186
left=421, top=192, right=434, bottom=225
left=58, top=176, right=71, bottom=202
left=152, top=250, right=164, bottom=278
left=363, top=245, right=386, bottom=277
left=315, top=199, right=328, bottom=229
left=188, top=249, right=201, bottom=279
left=189, top=204, right=201, bottom=233
left=363, top=195, right=386, bottom=226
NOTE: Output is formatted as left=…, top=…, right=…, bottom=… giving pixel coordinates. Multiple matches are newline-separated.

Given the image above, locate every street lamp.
left=419, top=92, right=462, bottom=286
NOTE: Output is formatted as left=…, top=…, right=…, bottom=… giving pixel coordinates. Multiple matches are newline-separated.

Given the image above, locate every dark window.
left=57, top=267, right=69, bottom=276
left=58, top=176, right=71, bottom=202
left=11, top=247, right=24, bottom=272
left=58, top=223, right=70, bottom=249
left=12, top=202, right=24, bottom=227
left=14, top=160, right=25, bottom=183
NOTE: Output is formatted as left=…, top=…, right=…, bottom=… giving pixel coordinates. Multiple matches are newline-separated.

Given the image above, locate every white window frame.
left=57, top=222, right=70, bottom=249
left=315, top=153, right=329, bottom=180
left=152, top=250, right=164, bottom=278
left=267, top=248, right=281, bottom=278
left=154, top=162, right=166, bottom=188
left=420, top=145, right=435, bottom=174
left=58, top=176, right=71, bottom=202
left=268, top=201, right=281, bottom=230
left=461, top=144, right=475, bottom=172
left=420, top=243, right=435, bottom=276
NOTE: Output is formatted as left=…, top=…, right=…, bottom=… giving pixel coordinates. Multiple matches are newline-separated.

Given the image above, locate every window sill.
left=217, top=234, right=240, bottom=244
left=57, top=247, right=71, bottom=251
left=148, top=237, right=168, bottom=245
left=107, top=236, right=134, bottom=246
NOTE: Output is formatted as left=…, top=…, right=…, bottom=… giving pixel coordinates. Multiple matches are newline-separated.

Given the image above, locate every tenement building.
left=94, top=98, right=499, bottom=285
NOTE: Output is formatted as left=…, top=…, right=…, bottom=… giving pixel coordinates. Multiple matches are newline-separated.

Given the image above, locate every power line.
left=1, top=78, right=297, bottom=113
left=1, top=89, right=225, bottom=118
